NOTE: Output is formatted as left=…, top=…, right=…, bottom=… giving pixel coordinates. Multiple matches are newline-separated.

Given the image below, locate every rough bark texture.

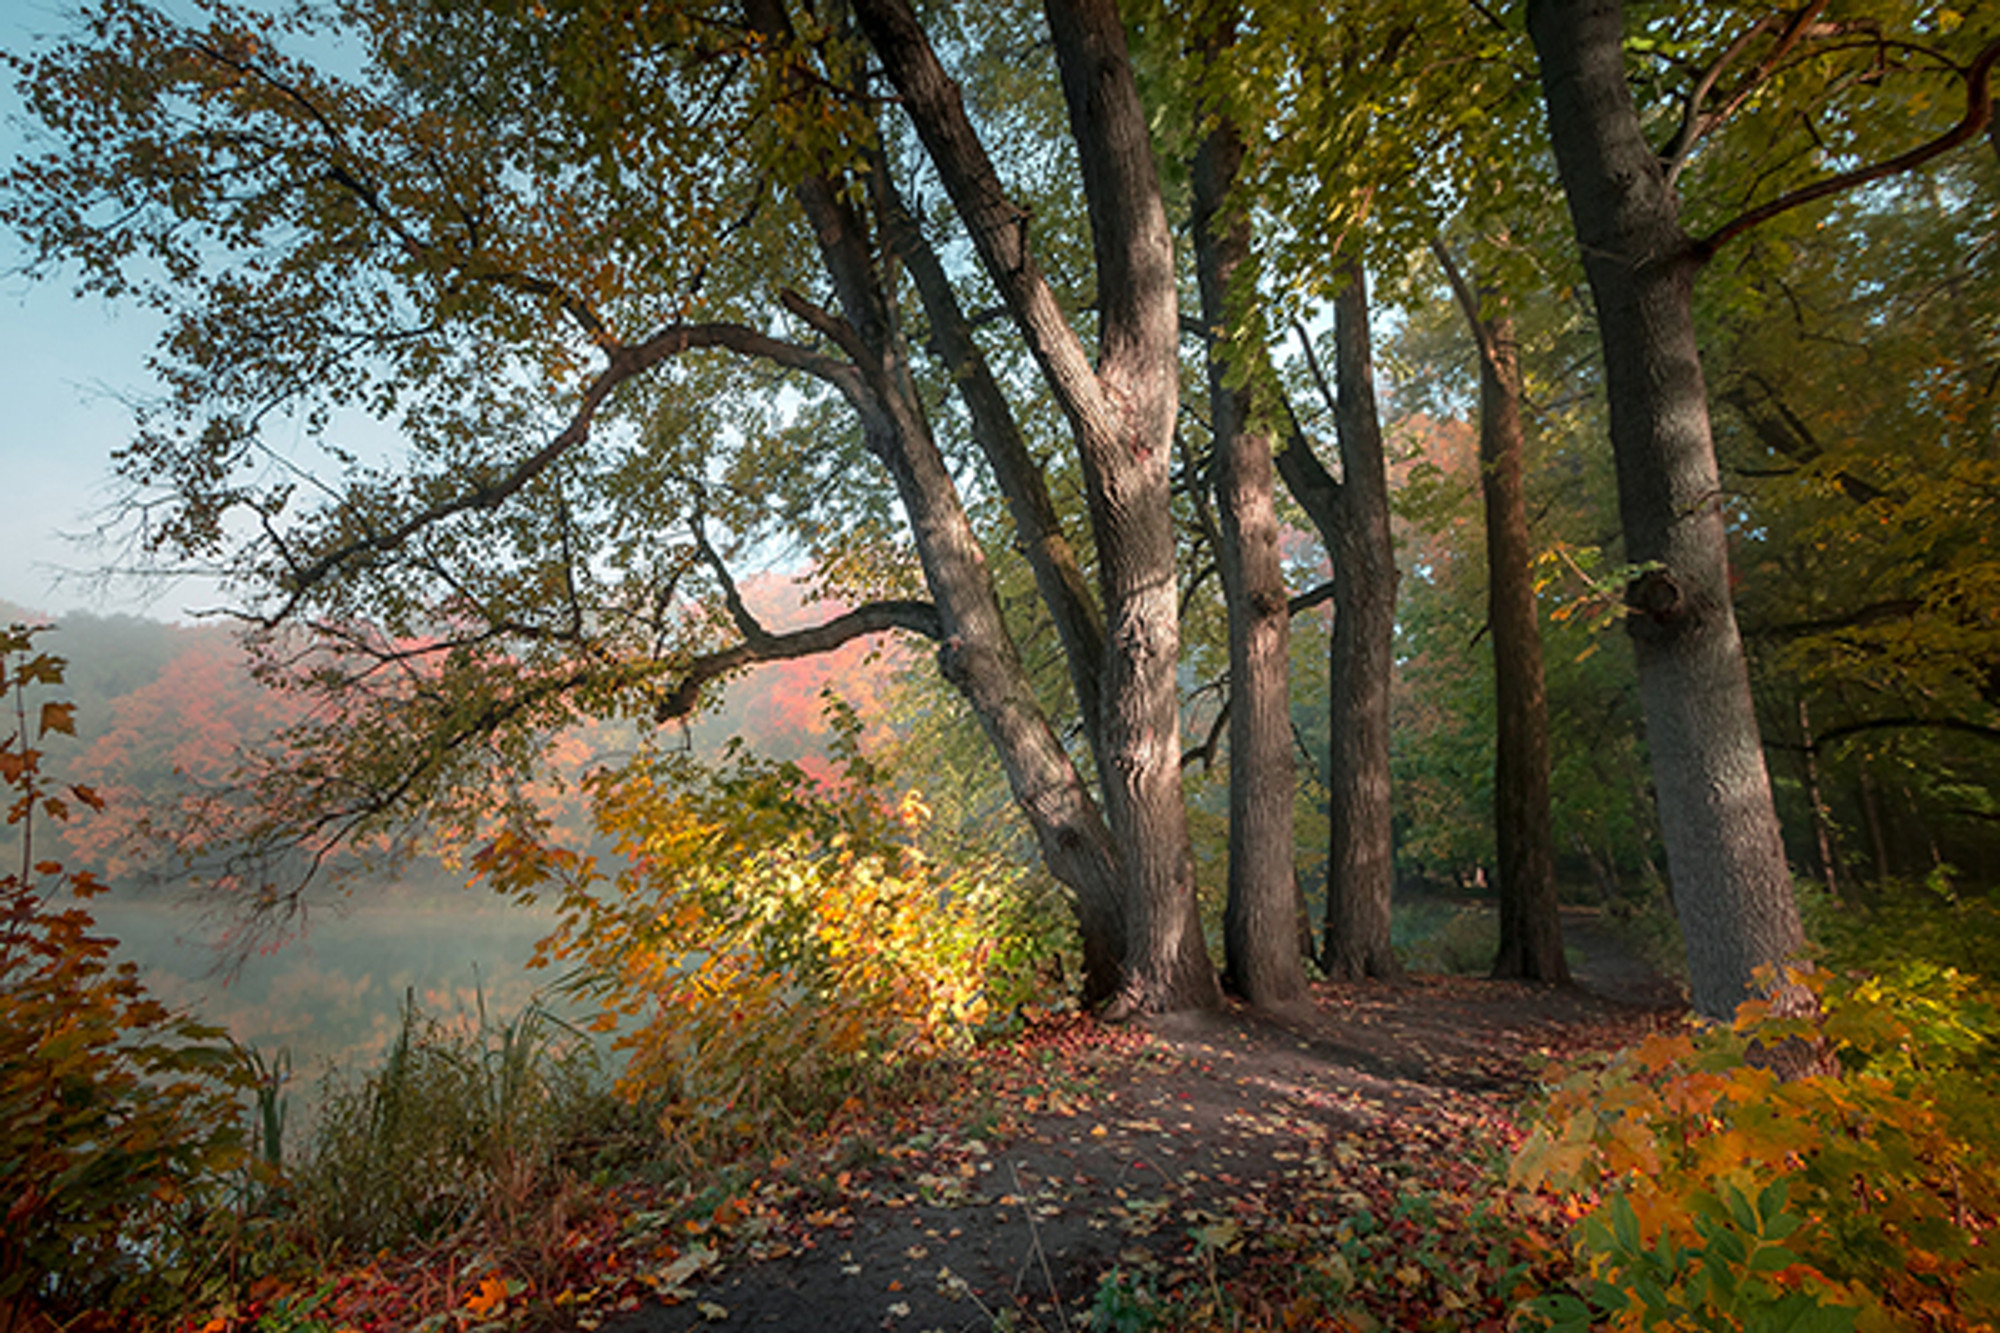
left=736, top=0, right=1130, bottom=1001
left=1432, top=260, right=1568, bottom=985
left=1192, top=80, right=1308, bottom=1008
left=1476, top=303, right=1567, bottom=984
left=1278, top=276, right=1402, bottom=983
left=1529, top=0, right=1805, bottom=1020
left=1321, top=270, right=1403, bottom=981
left=855, top=0, right=1217, bottom=1014
left=875, top=167, right=1109, bottom=772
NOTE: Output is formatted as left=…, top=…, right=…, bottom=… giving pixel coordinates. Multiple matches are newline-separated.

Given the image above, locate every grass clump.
left=293, top=992, right=626, bottom=1257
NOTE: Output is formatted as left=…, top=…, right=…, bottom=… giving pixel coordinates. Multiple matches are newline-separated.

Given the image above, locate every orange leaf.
left=37, top=700, right=75, bottom=737
left=465, top=1273, right=509, bottom=1318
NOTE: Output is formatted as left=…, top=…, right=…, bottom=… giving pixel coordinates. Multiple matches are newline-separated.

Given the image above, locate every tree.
left=4, top=0, right=1232, bottom=1012
left=1431, top=247, right=1567, bottom=984
left=1278, top=270, right=1403, bottom=981
left=1188, top=3, right=1308, bottom=1007
left=1525, top=0, right=2000, bottom=1017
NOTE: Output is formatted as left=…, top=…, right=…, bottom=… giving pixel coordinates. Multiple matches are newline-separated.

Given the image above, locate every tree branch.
left=1770, top=714, right=2000, bottom=753
left=1694, top=36, right=2000, bottom=260
left=266, top=320, right=860, bottom=623
left=1288, top=580, right=1337, bottom=617
left=654, top=598, right=942, bottom=722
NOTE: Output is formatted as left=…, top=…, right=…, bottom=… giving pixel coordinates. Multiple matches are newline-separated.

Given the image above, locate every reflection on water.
left=91, top=893, right=599, bottom=1123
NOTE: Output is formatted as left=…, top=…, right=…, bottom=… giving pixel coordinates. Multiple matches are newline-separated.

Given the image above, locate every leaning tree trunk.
left=855, top=0, right=1218, bottom=1014
left=1192, top=62, right=1308, bottom=1008
left=1433, top=255, right=1569, bottom=985
left=772, top=150, right=1134, bottom=1004
left=1528, top=0, right=1804, bottom=1020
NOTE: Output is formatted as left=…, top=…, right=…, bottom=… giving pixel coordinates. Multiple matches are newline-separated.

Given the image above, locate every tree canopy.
left=6, top=0, right=1999, bottom=1020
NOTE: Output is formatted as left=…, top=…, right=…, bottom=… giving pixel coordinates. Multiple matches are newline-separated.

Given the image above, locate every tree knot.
left=1626, top=568, right=1684, bottom=632
left=936, top=634, right=968, bottom=686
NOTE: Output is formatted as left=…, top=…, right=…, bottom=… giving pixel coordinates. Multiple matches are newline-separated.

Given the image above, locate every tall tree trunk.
left=1322, top=270, right=1402, bottom=980
left=874, top=164, right=1109, bottom=774
left=1191, top=34, right=1308, bottom=1008
left=1797, top=697, right=1840, bottom=901
left=855, top=0, right=1218, bottom=1014
left=1529, top=0, right=1805, bottom=1020
left=739, top=0, right=1129, bottom=1001
left=1280, top=270, right=1402, bottom=982
left=777, top=160, right=1132, bottom=1005
left=1433, top=251, right=1568, bottom=984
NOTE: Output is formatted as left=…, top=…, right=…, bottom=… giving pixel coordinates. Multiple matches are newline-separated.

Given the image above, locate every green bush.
left=1802, top=869, right=2000, bottom=986
left=1394, top=901, right=1498, bottom=975
left=1516, top=964, right=2000, bottom=1332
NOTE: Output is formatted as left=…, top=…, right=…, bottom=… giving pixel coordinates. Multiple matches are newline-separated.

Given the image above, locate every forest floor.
left=576, top=908, right=1686, bottom=1333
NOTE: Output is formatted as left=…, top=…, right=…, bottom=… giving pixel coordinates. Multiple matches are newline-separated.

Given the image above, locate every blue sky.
left=1, top=1, right=243, bottom=623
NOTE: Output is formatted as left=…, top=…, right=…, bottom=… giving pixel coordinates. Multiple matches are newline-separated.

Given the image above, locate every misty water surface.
left=92, top=889, right=600, bottom=1126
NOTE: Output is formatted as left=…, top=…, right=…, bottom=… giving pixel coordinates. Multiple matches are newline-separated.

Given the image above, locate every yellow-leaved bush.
left=1514, top=964, right=2000, bottom=1333
left=472, top=725, right=1063, bottom=1158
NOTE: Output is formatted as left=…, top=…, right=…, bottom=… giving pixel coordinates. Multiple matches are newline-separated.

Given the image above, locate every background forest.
left=5, top=0, right=2000, bottom=1329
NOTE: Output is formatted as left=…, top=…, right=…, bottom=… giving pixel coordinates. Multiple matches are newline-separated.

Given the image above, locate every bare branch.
left=654, top=599, right=942, bottom=722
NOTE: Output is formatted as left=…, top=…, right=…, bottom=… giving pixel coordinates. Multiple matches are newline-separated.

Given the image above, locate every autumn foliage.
left=473, top=703, right=1066, bottom=1163
left=1516, top=965, right=2000, bottom=1332
left=0, top=626, right=251, bottom=1325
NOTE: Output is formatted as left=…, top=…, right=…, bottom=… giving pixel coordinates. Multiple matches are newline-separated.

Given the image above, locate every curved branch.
left=1659, top=10, right=1810, bottom=186
left=1747, top=598, right=1921, bottom=639
left=654, top=599, right=942, bottom=721
left=1770, top=714, right=2000, bottom=753
left=1694, top=37, right=2000, bottom=260
left=1288, top=580, right=1337, bottom=617
left=267, top=320, right=859, bottom=622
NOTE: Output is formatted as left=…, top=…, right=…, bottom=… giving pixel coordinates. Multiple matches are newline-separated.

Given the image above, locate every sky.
left=0, top=0, right=264, bottom=624
left=1, top=5, right=184, bottom=621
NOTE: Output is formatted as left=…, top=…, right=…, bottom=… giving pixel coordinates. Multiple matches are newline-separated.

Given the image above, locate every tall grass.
left=292, top=991, right=640, bottom=1259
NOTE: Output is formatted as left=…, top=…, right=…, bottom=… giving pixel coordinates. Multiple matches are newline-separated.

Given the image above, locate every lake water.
left=91, top=892, right=589, bottom=1126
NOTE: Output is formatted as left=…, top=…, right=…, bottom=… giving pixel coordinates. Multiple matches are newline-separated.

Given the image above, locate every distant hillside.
left=1, top=583, right=915, bottom=892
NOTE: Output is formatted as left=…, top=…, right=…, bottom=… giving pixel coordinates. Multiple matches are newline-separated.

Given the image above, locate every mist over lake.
left=91, top=889, right=586, bottom=1120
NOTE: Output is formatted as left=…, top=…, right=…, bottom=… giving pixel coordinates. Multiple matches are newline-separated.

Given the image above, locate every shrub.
left=1515, top=964, right=2000, bottom=1332
left=1802, top=870, right=2000, bottom=987
left=1394, top=901, right=1498, bottom=975
left=474, top=714, right=1065, bottom=1161
left=1, top=625, right=252, bottom=1323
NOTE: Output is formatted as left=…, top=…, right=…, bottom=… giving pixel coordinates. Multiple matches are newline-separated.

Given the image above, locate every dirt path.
left=596, top=916, right=1682, bottom=1332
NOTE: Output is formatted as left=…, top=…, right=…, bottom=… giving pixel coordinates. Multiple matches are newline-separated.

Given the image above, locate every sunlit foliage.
left=473, top=701, right=1069, bottom=1162
left=1518, top=966, right=2000, bottom=1331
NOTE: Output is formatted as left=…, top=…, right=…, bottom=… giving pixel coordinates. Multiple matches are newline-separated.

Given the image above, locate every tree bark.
left=874, top=165, right=1109, bottom=773
left=1191, top=39, right=1308, bottom=1008
left=855, top=0, right=1217, bottom=1013
left=737, top=0, right=1131, bottom=1001
left=1279, top=273, right=1402, bottom=982
left=1432, top=253, right=1568, bottom=985
left=1797, top=697, right=1839, bottom=902
left=1321, top=269, right=1403, bottom=981
left=1529, top=0, right=1805, bottom=1020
